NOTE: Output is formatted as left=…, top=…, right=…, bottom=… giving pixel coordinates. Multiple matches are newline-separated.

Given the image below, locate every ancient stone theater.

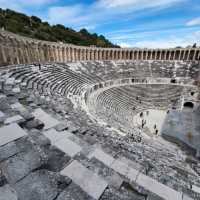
left=0, top=30, right=200, bottom=200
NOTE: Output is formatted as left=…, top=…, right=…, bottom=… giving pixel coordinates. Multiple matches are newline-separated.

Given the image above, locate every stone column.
left=197, top=50, right=200, bottom=60
left=95, top=50, right=98, bottom=60
left=91, top=49, right=94, bottom=60
left=182, top=50, right=186, bottom=60
left=178, top=50, right=182, bottom=60
left=159, top=51, right=162, bottom=60
left=83, top=49, right=86, bottom=60
left=0, top=45, right=7, bottom=64
left=187, top=50, right=190, bottom=61
left=67, top=47, right=71, bottom=61
left=13, top=38, right=21, bottom=64
left=136, top=50, right=139, bottom=60
left=193, top=50, right=197, bottom=61
left=150, top=50, right=153, bottom=60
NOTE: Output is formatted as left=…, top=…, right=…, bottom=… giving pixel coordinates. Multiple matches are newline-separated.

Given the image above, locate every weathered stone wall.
left=0, top=30, right=200, bottom=66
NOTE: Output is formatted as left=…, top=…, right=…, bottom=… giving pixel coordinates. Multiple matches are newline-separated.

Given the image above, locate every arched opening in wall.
left=183, top=102, right=194, bottom=109
left=170, top=51, right=174, bottom=60
left=191, top=91, right=195, bottom=96
left=180, top=51, right=184, bottom=60
left=189, top=50, right=195, bottom=60
left=122, top=51, right=125, bottom=60
left=157, top=51, right=160, bottom=60
left=134, top=51, right=137, bottom=59
left=166, top=51, right=170, bottom=60
left=195, top=50, right=200, bottom=60
left=130, top=51, right=133, bottom=60
left=113, top=51, right=116, bottom=59
left=152, top=51, right=156, bottom=60
left=126, top=51, right=129, bottom=59
left=110, top=50, right=113, bottom=59
left=138, top=51, right=142, bottom=60
left=184, top=51, right=189, bottom=60
left=174, top=51, right=179, bottom=60
left=147, top=51, right=151, bottom=60
left=117, top=51, right=120, bottom=60
left=143, top=51, right=146, bottom=60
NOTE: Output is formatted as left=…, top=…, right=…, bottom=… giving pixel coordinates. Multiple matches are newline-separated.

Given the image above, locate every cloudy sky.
left=1, top=0, right=200, bottom=48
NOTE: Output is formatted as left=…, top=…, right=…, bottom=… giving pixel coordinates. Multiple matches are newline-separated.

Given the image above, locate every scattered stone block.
left=57, top=182, right=94, bottom=200
left=55, top=122, right=68, bottom=131
left=55, top=138, right=82, bottom=157
left=11, top=102, right=26, bottom=112
left=107, top=173, right=123, bottom=189
left=12, top=87, right=20, bottom=93
left=88, top=149, right=115, bottom=167
left=6, top=78, right=15, bottom=85
left=43, top=129, right=66, bottom=144
left=0, top=123, right=27, bottom=146
left=136, top=173, right=182, bottom=200
left=0, top=184, right=18, bottom=200
left=14, top=170, right=58, bottom=200
left=0, top=141, right=19, bottom=162
left=192, top=185, right=200, bottom=194
left=4, top=115, right=24, bottom=125
left=1, top=149, right=44, bottom=184
left=0, top=111, right=5, bottom=122
left=24, top=119, right=44, bottom=130
left=32, top=108, right=60, bottom=130
left=61, top=160, right=108, bottom=200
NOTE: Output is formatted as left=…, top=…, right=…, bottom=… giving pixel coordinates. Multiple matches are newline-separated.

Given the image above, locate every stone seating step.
left=60, top=160, right=108, bottom=200
left=88, top=148, right=193, bottom=200
left=32, top=108, right=60, bottom=130
left=43, top=129, right=82, bottom=157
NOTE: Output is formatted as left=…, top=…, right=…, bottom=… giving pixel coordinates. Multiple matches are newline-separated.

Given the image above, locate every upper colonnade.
left=0, top=30, right=200, bottom=66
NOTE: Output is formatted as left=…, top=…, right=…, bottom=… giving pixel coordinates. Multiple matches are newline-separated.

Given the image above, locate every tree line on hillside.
left=0, top=8, right=120, bottom=48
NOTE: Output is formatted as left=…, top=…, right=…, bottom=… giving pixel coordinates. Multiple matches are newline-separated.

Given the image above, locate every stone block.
left=61, top=160, right=108, bottom=200
left=0, top=123, right=27, bottom=147
left=33, top=108, right=60, bottom=130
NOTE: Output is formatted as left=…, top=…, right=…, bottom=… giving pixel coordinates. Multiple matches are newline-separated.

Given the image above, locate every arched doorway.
left=183, top=102, right=194, bottom=109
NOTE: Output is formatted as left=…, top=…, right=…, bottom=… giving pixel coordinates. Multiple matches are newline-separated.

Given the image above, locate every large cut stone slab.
left=1, top=149, right=44, bottom=184
left=56, top=182, right=93, bottom=200
left=14, top=170, right=58, bottom=200
left=43, top=129, right=66, bottom=144
left=61, top=160, right=108, bottom=200
left=4, top=115, right=24, bottom=125
left=111, top=158, right=139, bottom=182
left=0, top=111, right=5, bottom=121
left=11, top=102, right=27, bottom=112
left=88, top=149, right=115, bottom=167
left=136, top=173, right=182, bottom=200
left=192, top=185, right=200, bottom=194
left=54, top=138, right=82, bottom=157
left=0, top=185, right=18, bottom=200
left=32, top=108, right=60, bottom=130
left=0, top=123, right=27, bottom=146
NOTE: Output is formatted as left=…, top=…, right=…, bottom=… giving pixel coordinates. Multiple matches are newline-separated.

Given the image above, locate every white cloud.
left=46, top=0, right=184, bottom=28
left=0, top=0, right=56, bottom=12
left=118, top=30, right=200, bottom=48
left=119, top=42, right=132, bottom=48
left=97, top=0, right=183, bottom=10
left=48, top=5, right=86, bottom=24
left=186, top=17, right=200, bottom=26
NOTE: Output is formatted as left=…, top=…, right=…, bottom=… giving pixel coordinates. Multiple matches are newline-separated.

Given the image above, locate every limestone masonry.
left=0, top=30, right=200, bottom=200
left=0, top=30, right=200, bottom=66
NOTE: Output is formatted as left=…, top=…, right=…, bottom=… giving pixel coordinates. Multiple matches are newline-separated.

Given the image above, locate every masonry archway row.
left=0, top=30, right=200, bottom=67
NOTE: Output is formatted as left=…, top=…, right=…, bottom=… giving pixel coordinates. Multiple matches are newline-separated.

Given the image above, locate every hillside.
left=0, top=8, right=119, bottom=48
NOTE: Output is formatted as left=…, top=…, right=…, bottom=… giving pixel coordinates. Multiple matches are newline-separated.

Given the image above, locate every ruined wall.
left=0, top=30, right=200, bottom=66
